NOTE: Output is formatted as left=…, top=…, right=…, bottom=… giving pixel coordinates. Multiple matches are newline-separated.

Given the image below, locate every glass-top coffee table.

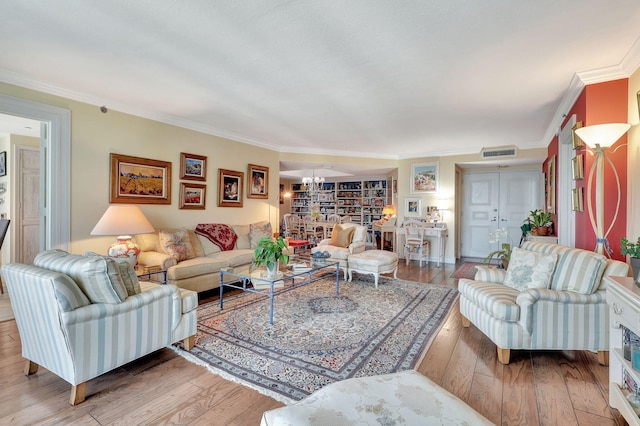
left=219, top=255, right=340, bottom=325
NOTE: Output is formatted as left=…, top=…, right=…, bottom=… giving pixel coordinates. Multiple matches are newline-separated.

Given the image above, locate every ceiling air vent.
left=480, top=146, right=517, bottom=159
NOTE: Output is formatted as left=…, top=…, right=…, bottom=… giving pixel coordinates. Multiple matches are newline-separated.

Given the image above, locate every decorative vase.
left=265, top=261, right=279, bottom=278
left=630, top=257, right=640, bottom=284
left=501, top=258, right=509, bottom=270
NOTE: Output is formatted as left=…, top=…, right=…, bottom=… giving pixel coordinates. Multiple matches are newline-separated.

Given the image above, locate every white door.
left=14, top=146, right=40, bottom=264
left=461, top=170, right=542, bottom=258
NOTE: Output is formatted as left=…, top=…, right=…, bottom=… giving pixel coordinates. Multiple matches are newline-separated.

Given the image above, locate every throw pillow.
left=86, top=251, right=141, bottom=296
left=329, top=224, right=355, bottom=248
left=34, top=249, right=128, bottom=304
left=249, top=221, right=273, bottom=248
left=503, top=247, right=558, bottom=291
left=159, top=228, right=196, bottom=262
left=550, top=248, right=607, bottom=294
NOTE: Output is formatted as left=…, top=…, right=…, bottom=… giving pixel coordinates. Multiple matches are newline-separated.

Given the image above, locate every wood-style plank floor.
left=0, top=259, right=625, bottom=425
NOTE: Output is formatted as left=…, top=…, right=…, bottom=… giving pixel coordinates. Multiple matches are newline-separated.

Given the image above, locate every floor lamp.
left=574, top=123, right=630, bottom=255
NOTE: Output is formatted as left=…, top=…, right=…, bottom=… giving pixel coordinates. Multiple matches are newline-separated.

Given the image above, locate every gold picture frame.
left=110, top=153, right=171, bottom=204
left=179, top=182, right=206, bottom=209
left=218, top=168, right=244, bottom=207
left=179, top=152, right=207, bottom=181
left=572, top=121, right=584, bottom=149
left=572, top=154, right=584, bottom=180
left=546, top=156, right=556, bottom=214
left=247, top=164, right=268, bottom=199
left=572, top=187, right=584, bottom=212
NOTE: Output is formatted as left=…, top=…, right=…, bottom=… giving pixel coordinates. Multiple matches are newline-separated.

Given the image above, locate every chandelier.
left=302, top=174, right=325, bottom=200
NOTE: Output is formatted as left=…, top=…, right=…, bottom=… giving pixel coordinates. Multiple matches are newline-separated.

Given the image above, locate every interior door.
left=15, top=145, right=40, bottom=264
left=461, top=170, right=542, bottom=259
left=461, top=172, right=500, bottom=258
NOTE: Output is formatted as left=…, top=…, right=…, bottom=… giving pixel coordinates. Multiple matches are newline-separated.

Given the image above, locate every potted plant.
left=526, top=209, right=554, bottom=236
left=253, top=236, right=290, bottom=278
left=621, top=237, right=640, bottom=282
left=484, top=228, right=512, bottom=269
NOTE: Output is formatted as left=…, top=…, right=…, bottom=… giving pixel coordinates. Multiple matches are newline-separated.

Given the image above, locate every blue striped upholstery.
left=474, top=265, right=506, bottom=283
left=459, top=242, right=629, bottom=357
left=1, top=260, right=197, bottom=392
left=34, top=250, right=128, bottom=304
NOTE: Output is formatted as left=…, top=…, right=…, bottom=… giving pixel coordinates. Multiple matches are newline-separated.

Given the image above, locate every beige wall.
left=1, top=82, right=280, bottom=256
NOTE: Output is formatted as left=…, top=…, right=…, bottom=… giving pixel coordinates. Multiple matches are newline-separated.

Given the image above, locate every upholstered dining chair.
left=303, top=215, right=323, bottom=241
left=325, top=214, right=341, bottom=238
left=403, top=220, right=429, bottom=266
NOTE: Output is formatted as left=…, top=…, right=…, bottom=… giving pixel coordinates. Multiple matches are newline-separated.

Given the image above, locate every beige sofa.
left=136, top=224, right=259, bottom=293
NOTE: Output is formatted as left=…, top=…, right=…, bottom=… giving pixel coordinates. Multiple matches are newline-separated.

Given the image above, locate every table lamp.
left=382, top=205, right=396, bottom=220
left=91, top=205, right=155, bottom=266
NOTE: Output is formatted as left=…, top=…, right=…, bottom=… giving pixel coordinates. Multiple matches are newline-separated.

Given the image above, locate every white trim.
left=557, top=115, right=576, bottom=248
left=0, top=94, right=70, bottom=252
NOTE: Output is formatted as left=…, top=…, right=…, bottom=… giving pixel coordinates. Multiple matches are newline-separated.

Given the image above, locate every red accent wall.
left=553, top=79, right=628, bottom=259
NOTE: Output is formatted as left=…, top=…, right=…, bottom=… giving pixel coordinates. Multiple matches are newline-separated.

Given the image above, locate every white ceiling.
left=1, top=1, right=640, bottom=168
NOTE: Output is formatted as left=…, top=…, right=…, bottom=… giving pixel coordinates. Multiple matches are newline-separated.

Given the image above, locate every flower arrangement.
left=526, top=209, right=555, bottom=236
left=484, top=228, right=512, bottom=268
left=622, top=237, right=640, bottom=258
left=253, top=236, right=290, bottom=277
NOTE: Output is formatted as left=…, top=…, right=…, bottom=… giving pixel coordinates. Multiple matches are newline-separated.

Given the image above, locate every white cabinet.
left=606, top=276, right=640, bottom=425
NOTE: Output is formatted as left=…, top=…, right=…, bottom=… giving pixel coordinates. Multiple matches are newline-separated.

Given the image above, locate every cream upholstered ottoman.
left=260, top=370, right=493, bottom=425
left=347, top=250, right=398, bottom=288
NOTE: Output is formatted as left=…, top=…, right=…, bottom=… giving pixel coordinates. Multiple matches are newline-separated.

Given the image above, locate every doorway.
left=0, top=94, right=70, bottom=256
left=460, top=169, right=542, bottom=259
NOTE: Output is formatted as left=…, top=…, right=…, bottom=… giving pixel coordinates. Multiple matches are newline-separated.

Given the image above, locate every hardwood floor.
left=0, top=259, right=625, bottom=425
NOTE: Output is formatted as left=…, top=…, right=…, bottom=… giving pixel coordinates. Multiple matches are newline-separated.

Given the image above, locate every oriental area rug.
left=174, top=276, right=457, bottom=404
left=450, top=262, right=484, bottom=280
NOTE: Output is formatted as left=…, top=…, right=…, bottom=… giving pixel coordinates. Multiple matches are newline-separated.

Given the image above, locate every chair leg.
left=497, top=347, right=511, bottom=365
left=183, top=335, right=195, bottom=351
left=70, top=382, right=87, bottom=405
left=597, top=350, right=609, bottom=366
left=24, top=360, right=39, bottom=375
left=461, top=315, right=471, bottom=328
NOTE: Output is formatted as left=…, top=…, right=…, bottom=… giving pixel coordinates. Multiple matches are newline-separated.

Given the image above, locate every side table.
left=136, top=265, right=167, bottom=285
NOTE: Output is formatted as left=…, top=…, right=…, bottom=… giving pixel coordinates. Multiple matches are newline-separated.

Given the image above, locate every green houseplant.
left=253, top=236, right=290, bottom=278
left=621, top=237, right=640, bottom=282
left=526, top=209, right=554, bottom=236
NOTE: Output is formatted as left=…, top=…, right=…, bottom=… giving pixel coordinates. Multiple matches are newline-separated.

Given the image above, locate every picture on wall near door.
left=109, top=153, right=171, bottom=204
left=546, top=155, right=556, bottom=213
left=410, top=162, right=438, bottom=193
left=247, top=164, right=268, bottom=199
left=179, top=152, right=206, bottom=181
left=218, top=168, right=244, bottom=207
left=405, top=197, right=422, bottom=217
left=0, top=151, right=6, bottom=177
left=571, top=187, right=584, bottom=212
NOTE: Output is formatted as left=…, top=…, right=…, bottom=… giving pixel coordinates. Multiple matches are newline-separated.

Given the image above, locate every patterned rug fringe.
left=169, top=345, right=296, bottom=404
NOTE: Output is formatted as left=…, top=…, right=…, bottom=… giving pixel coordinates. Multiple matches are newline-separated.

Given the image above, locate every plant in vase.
left=621, top=237, right=640, bottom=283
left=253, top=236, right=290, bottom=278
left=525, top=209, right=554, bottom=236
left=484, top=228, right=512, bottom=269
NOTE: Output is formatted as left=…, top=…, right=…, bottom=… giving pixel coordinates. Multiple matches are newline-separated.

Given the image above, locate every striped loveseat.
left=458, top=241, right=629, bottom=364
left=1, top=250, right=197, bottom=405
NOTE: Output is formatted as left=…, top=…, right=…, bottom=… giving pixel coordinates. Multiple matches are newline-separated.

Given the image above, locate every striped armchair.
left=2, top=250, right=197, bottom=405
left=459, top=242, right=629, bottom=364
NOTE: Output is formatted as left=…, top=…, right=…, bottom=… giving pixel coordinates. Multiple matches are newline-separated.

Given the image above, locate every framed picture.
left=179, top=152, right=206, bottom=181
left=279, top=184, right=285, bottom=204
left=247, top=164, right=268, bottom=199
left=411, top=162, right=438, bottom=193
left=405, top=197, right=422, bottom=217
left=110, top=153, right=171, bottom=204
left=0, top=151, right=6, bottom=177
left=572, top=154, right=584, bottom=180
left=179, top=182, right=206, bottom=209
left=572, top=121, right=584, bottom=149
left=218, top=168, right=243, bottom=207
left=546, top=156, right=556, bottom=214
left=572, top=187, right=584, bottom=212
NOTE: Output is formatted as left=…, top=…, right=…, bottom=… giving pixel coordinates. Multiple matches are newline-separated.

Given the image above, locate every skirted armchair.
left=311, top=222, right=367, bottom=279
left=459, top=241, right=629, bottom=364
left=2, top=250, right=197, bottom=404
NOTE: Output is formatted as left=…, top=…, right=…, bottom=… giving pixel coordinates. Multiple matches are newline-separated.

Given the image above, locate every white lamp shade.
left=574, top=123, right=630, bottom=148
left=91, top=205, right=155, bottom=237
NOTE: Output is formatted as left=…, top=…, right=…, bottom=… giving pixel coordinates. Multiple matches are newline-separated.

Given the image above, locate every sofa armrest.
left=348, top=241, right=366, bottom=254
left=138, top=251, right=177, bottom=270
left=516, top=288, right=606, bottom=334
left=474, top=266, right=506, bottom=284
